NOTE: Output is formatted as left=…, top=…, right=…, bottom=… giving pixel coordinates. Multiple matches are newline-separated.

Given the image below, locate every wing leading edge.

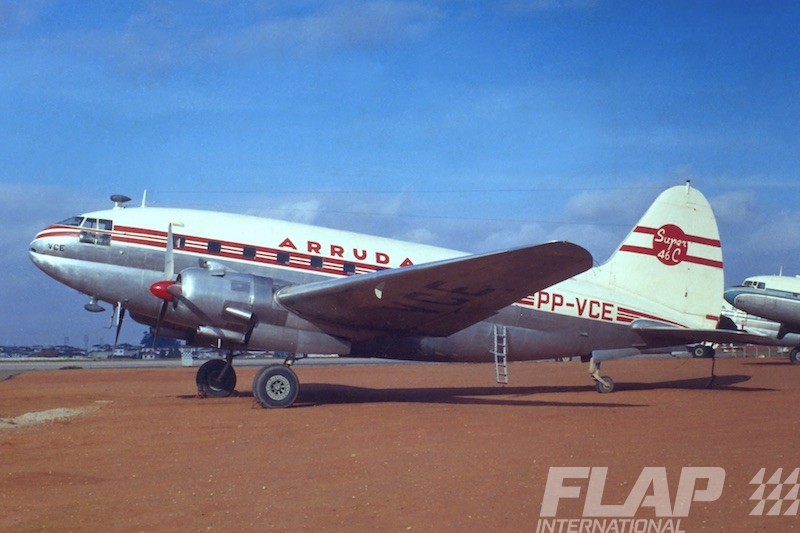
left=275, top=241, right=593, bottom=338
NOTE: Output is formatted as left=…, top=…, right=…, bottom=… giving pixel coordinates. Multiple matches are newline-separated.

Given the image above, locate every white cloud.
left=396, top=226, right=437, bottom=245
left=478, top=222, right=548, bottom=251
left=0, top=0, right=50, bottom=36
left=708, top=189, right=759, bottom=226
left=564, top=186, right=658, bottom=226
left=742, top=211, right=800, bottom=255
left=502, top=0, right=600, bottom=15
left=211, top=2, right=443, bottom=57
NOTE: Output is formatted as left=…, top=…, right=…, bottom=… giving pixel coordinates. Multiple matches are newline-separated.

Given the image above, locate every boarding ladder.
left=492, top=324, right=509, bottom=384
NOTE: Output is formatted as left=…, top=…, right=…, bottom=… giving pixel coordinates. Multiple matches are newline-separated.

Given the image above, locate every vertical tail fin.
left=595, top=182, right=723, bottom=328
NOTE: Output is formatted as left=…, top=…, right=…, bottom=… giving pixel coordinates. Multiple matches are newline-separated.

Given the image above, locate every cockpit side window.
left=79, top=218, right=113, bottom=245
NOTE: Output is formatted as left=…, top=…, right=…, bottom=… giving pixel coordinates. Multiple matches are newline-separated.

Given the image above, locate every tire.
left=252, top=365, right=299, bottom=408
left=595, top=376, right=615, bottom=394
left=196, top=359, right=237, bottom=398
left=790, top=348, right=800, bottom=365
left=692, top=345, right=707, bottom=358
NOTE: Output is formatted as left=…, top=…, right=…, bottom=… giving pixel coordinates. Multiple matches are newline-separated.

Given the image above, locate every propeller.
left=149, top=222, right=183, bottom=348
left=110, top=302, right=126, bottom=348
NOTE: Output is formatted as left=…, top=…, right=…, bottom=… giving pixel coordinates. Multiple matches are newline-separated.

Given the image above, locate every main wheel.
left=595, top=376, right=615, bottom=394
left=790, top=348, right=800, bottom=365
left=196, top=359, right=237, bottom=398
left=252, top=364, right=299, bottom=408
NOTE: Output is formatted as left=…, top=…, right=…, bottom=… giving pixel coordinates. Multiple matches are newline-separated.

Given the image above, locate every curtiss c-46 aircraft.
left=29, top=182, right=762, bottom=408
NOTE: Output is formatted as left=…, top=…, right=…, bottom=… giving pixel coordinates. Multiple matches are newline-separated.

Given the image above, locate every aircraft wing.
left=275, top=241, right=593, bottom=338
left=631, top=320, right=790, bottom=346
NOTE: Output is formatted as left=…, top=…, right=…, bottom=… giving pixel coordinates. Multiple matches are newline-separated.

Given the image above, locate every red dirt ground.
left=1, top=357, right=799, bottom=531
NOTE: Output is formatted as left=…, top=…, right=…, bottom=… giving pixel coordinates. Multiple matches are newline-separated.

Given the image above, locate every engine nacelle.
left=170, top=267, right=288, bottom=334
left=168, top=267, right=351, bottom=354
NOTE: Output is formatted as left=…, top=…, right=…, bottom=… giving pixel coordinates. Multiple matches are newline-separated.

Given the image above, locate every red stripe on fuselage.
left=111, top=226, right=387, bottom=278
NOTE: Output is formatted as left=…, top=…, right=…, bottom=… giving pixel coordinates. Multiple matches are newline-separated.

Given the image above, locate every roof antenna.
left=141, top=190, right=148, bottom=208
left=110, top=195, right=131, bottom=209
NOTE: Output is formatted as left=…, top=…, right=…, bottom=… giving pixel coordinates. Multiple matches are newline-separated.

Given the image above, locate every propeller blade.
left=114, top=307, right=126, bottom=348
left=165, top=222, right=175, bottom=281
left=152, top=300, right=169, bottom=349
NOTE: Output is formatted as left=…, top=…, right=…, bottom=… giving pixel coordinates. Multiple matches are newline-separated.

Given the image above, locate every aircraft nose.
left=29, top=228, right=57, bottom=268
left=723, top=287, right=744, bottom=306
left=29, top=236, right=47, bottom=268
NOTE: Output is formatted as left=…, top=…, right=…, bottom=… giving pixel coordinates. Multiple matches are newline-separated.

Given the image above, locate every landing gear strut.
left=196, top=353, right=237, bottom=398
left=589, top=356, right=615, bottom=393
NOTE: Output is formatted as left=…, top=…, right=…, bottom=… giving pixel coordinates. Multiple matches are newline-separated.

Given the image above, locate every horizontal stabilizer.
left=631, top=319, right=789, bottom=346
left=275, top=241, right=593, bottom=338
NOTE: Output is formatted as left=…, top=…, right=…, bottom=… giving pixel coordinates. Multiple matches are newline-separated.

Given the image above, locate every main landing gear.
left=196, top=353, right=237, bottom=398
left=195, top=352, right=301, bottom=408
left=252, top=364, right=300, bottom=408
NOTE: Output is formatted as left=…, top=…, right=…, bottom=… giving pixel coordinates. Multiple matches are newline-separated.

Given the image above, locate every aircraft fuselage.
left=29, top=205, right=688, bottom=363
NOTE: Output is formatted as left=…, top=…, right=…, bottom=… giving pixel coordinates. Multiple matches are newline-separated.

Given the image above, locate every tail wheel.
left=252, top=364, right=299, bottom=408
left=196, top=359, right=237, bottom=398
left=692, top=345, right=715, bottom=358
left=692, top=345, right=707, bottom=358
left=790, top=348, right=800, bottom=365
left=595, top=376, right=615, bottom=394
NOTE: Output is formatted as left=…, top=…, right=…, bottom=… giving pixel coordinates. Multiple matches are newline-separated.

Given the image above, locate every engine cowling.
left=169, top=267, right=288, bottom=336
left=166, top=267, right=351, bottom=354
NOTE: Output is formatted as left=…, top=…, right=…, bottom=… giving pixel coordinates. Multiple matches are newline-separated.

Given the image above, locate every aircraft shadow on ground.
left=616, top=374, right=769, bottom=392
left=182, top=373, right=762, bottom=407
left=176, top=374, right=765, bottom=406
left=178, top=385, right=637, bottom=407
left=740, top=361, right=793, bottom=367
left=282, top=384, right=640, bottom=408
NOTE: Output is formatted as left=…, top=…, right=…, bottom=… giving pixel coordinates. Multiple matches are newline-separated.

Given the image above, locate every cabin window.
left=343, top=263, right=356, bottom=275
left=276, top=252, right=290, bottom=264
left=310, top=256, right=324, bottom=269
left=243, top=246, right=257, bottom=259
left=174, top=236, right=186, bottom=249
left=208, top=241, right=222, bottom=254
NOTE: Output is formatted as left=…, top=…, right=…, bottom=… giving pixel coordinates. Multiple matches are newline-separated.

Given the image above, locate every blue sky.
left=1, top=1, right=798, bottom=346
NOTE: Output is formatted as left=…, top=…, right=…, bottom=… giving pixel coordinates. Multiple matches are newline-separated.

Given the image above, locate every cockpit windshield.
left=57, top=216, right=85, bottom=226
